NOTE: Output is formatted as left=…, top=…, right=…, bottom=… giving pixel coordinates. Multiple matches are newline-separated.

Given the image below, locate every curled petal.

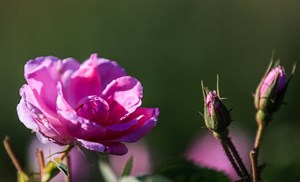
left=83, top=53, right=127, bottom=89
left=56, top=83, right=107, bottom=140
left=17, top=98, right=39, bottom=132
left=25, top=57, right=62, bottom=112
left=120, top=108, right=159, bottom=142
left=102, top=76, right=143, bottom=123
left=107, top=119, right=139, bottom=132
left=66, top=62, right=102, bottom=108
left=77, top=139, right=106, bottom=152
left=77, top=139, right=128, bottom=155
left=25, top=56, right=60, bottom=75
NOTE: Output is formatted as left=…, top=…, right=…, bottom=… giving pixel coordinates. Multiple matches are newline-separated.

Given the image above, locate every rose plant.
left=3, top=54, right=295, bottom=182
left=17, top=53, right=159, bottom=155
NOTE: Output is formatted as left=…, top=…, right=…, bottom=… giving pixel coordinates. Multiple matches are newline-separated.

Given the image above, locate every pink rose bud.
left=202, top=85, right=231, bottom=135
left=17, top=54, right=159, bottom=155
left=255, top=62, right=295, bottom=113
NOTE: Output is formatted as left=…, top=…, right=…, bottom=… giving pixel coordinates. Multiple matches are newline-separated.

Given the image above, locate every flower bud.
left=254, top=62, right=295, bottom=113
left=202, top=86, right=231, bottom=135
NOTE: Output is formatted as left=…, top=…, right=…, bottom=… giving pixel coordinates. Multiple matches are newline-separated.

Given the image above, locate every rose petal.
left=20, top=84, right=58, bottom=124
left=120, top=108, right=159, bottom=142
left=25, top=57, right=62, bottom=112
left=66, top=61, right=102, bottom=108
left=83, top=53, right=127, bottom=89
left=56, top=83, right=108, bottom=140
left=17, top=98, right=39, bottom=132
left=25, top=56, right=60, bottom=75
left=107, top=119, right=139, bottom=132
left=76, top=96, right=110, bottom=126
left=105, top=142, right=128, bottom=155
left=76, top=139, right=106, bottom=152
left=100, top=108, right=158, bottom=142
left=17, top=96, right=69, bottom=144
left=77, top=139, right=128, bottom=155
left=60, top=58, right=81, bottom=87
left=102, top=76, right=143, bottom=123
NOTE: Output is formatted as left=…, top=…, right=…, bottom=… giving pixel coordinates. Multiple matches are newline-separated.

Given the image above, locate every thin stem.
left=250, top=124, right=265, bottom=182
left=37, top=149, right=45, bottom=180
left=254, top=124, right=264, bottom=149
left=3, top=136, right=24, bottom=173
left=221, top=140, right=244, bottom=178
left=60, top=145, right=73, bottom=160
left=225, top=136, right=250, bottom=179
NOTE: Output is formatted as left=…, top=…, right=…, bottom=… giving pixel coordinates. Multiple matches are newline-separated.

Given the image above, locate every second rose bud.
left=202, top=82, right=231, bottom=137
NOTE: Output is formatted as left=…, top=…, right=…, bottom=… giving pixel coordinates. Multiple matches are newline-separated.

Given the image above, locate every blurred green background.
left=1, top=0, right=299, bottom=181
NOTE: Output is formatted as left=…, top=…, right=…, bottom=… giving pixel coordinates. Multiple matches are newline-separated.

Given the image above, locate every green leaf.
left=42, top=161, right=60, bottom=182
left=150, top=158, right=231, bottom=182
left=121, top=156, right=134, bottom=177
left=99, top=159, right=118, bottom=182
left=53, top=159, right=69, bottom=176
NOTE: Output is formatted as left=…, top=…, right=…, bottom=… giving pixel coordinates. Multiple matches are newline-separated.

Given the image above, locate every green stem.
left=37, top=149, right=45, bottom=180
left=225, top=136, right=250, bottom=180
left=250, top=124, right=265, bottom=182
left=220, top=140, right=244, bottom=178
left=3, top=136, right=24, bottom=173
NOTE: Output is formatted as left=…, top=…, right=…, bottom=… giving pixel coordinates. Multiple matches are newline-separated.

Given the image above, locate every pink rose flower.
left=17, top=53, right=159, bottom=155
left=186, top=130, right=250, bottom=181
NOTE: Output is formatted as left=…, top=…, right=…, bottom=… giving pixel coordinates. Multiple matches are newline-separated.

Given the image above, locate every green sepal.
left=214, top=97, right=231, bottom=133
left=254, top=60, right=274, bottom=109
left=53, top=158, right=69, bottom=176
left=258, top=71, right=278, bottom=112
left=42, top=161, right=60, bottom=182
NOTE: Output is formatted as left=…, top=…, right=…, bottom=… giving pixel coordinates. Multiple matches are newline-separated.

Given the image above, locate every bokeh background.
left=1, top=0, right=300, bottom=181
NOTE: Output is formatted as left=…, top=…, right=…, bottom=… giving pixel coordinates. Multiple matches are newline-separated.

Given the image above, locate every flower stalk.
left=3, top=136, right=29, bottom=182
left=249, top=123, right=265, bottom=182
left=202, top=79, right=250, bottom=181
left=216, top=131, right=250, bottom=181
left=250, top=60, right=295, bottom=182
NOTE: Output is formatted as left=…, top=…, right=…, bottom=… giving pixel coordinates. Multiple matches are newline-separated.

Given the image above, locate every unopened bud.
left=255, top=62, right=295, bottom=113
left=202, top=86, right=231, bottom=135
